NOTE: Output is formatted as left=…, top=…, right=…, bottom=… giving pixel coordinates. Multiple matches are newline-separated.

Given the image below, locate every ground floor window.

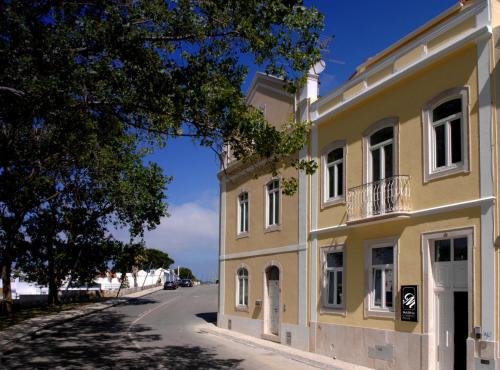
left=365, top=238, right=398, bottom=317
left=322, top=246, right=344, bottom=309
left=236, top=268, right=248, bottom=307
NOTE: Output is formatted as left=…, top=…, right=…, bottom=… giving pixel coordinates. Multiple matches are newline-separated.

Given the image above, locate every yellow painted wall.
left=249, top=85, right=294, bottom=128
left=316, top=208, right=481, bottom=333
left=317, top=45, right=480, bottom=230
left=224, top=251, right=299, bottom=325
left=224, top=165, right=299, bottom=255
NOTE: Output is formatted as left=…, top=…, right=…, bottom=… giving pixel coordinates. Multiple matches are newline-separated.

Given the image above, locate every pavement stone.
left=199, top=324, right=373, bottom=370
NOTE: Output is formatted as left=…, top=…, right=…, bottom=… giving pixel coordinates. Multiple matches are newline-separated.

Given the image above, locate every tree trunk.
left=1, top=253, right=13, bottom=316
left=47, top=241, right=59, bottom=306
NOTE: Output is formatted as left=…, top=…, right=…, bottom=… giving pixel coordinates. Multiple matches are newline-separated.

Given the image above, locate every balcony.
left=346, top=175, right=411, bottom=223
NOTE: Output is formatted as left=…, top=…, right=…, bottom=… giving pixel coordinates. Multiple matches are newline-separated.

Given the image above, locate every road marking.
left=126, top=294, right=182, bottom=361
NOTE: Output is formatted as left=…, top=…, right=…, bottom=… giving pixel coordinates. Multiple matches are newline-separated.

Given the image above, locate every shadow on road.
left=195, top=312, right=217, bottom=325
left=1, top=308, right=242, bottom=369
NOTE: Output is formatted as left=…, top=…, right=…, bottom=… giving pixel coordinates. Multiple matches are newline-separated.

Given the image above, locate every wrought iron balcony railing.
left=346, top=175, right=411, bottom=222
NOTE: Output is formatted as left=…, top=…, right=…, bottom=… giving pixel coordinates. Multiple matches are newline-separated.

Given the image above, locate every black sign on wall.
left=401, top=285, right=418, bottom=322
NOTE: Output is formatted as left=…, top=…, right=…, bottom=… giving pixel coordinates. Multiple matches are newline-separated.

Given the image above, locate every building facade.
left=218, top=1, right=500, bottom=369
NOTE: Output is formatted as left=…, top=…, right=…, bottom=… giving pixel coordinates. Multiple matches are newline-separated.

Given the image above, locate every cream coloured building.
left=218, top=1, right=500, bottom=369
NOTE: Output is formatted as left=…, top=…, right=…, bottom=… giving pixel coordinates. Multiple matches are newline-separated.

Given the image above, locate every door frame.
left=262, top=261, right=282, bottom=341
left=422, top=227, right=475, bottom=370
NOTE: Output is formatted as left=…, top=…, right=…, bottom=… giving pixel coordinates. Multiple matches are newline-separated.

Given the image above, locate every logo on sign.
left=400, top=285, right=418, bottom=322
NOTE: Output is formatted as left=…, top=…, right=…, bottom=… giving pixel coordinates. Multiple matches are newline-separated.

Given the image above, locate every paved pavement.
left=0, top=285, right=369, bottom=370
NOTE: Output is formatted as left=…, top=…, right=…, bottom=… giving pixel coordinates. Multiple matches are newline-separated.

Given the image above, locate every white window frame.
left=321, top=245, right=346, bottom=313
left=362, top=117, right=399, bottom=185
left=422, top=87, right=469, bottom=182
left=237, top=191, right=249, bottom=237
left=235, top=266, right=249, bottom=310
left=265, top=179, right=281, bottom=231
left=364, top=237, right=398, bottom=318
left=321, top=140, right=346, bottom=209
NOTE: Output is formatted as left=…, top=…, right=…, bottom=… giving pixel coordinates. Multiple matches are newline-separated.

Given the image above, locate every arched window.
left=423, top=87, right=469, bottom=182
left=236, top=268, right=249, bottom=307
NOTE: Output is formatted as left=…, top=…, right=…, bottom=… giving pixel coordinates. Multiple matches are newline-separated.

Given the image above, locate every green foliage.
left=178, top=267, right=196, bottom=280
left=0, top=0, right=324, bottom=307
left=143, top=248, right=174, bottom=270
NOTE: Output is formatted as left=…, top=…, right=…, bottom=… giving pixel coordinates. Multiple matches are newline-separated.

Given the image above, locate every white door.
left=434, top=237, right=468, bottom=370
left=266, top=266, right=280, bottom=336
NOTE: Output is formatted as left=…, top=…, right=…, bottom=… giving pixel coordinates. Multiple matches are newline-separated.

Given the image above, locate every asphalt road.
left=0, top=285, right=318, bottom=369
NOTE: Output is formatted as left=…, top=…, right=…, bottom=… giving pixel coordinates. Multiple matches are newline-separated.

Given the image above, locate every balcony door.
left=368, top=126, right=394, bottom=215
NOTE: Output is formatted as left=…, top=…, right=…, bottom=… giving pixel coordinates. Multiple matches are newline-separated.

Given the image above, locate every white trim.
left=363, top=237, right=399, bottom=319
left=421, top=227, right=475, bottom=369
left=422, top=87, right=470, bottom=182
left=320, top=244, right=346, bottom=314
left=298, top=146, right=308, bottom=328
left=264, top=178, right=281, bottom=230
left=220, top=243, right=306, bottom=261
left=310, top=238, right=318, bottom=324
left=236, top=190, right=250, bottom=236
left=476, top=35, right=496, bottom=344
left=218, top=179, right=227, bottom=321
left=313, top=25, right=492, bottom=126
left=235, top=265, right=250, bottom=309
left=310, top=197, right=495, bottom=235
left=320, top=140, right=346, bottom=209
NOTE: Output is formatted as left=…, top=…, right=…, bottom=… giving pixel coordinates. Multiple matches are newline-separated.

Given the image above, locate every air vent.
left=286, top=331, right=292, bottom=345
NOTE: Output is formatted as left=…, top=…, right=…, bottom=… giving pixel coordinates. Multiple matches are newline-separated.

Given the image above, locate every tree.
left=0, top=1, right=324, bottom=312
left=143, top=249, right=174, bottom=270
left=111, top=242, right=147, bottom=295
left=178, top=267, right=196, bottom=281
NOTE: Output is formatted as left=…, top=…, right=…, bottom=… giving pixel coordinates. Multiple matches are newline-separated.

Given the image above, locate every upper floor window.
left=266, top=179, right=280, bottom=228
left=238, top=192, right=249, bottom=235
left=236, top=268, right=249, bottom=307
left=322, top=141, right=346, bottom=208
left=423, top=88, right=469, bottom=182
left=323, top=247, right=344, bottom=309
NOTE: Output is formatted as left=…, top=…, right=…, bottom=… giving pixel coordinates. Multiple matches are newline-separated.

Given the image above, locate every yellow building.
left=218, top=1, right=500, bottom=369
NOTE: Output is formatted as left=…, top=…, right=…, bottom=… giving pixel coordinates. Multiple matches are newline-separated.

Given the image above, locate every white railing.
left=347, top=175, right=411, bottom=222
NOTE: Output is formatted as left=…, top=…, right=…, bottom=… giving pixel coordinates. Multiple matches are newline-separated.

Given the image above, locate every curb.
left=0, top=286, right=163, bottom=354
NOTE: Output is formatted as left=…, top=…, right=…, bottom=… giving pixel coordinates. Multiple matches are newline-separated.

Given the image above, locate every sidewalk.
left=0, top=285, right=163, bottom=350
left=198, top=324, right=373, bottom=370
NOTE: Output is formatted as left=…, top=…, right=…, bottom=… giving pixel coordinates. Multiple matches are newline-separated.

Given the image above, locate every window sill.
left=320, top=306, right=346, bottom=317
left=321, top=197, right=345, bottom=210
left=236, top=232, right=249, bottom=240
left=365, top=308, right=395, bottom=319
left=424, top=165, right=469, bottom=183
left=264, top=225, right=281, bottom=233
left=235, top=305, right=249, bottom=312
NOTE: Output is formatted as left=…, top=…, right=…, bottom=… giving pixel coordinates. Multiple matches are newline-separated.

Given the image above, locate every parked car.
left=180, top=279, right=193, bottom=287
left=163, top=280, right=178, bottom=290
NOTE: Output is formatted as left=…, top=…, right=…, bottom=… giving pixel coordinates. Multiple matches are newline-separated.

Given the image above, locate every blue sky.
left=129, top=0, right=458, bottom=280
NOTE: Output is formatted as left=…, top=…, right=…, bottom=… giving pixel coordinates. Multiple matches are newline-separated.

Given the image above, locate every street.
left=0, top=285, right=319, bottom=369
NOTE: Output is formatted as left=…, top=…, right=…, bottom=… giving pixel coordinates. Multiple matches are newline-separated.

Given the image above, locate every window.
left=423, top=88, right=469, bottom=182
left=322, top=141, right=346, bottom=207
left=236, top=268, right=249, bottom=307
left=266, top=179, right=280, bottom=228
left=365, top=238, right=398, bottom=317
left=323, top=247, right=344, bottom=309
left=435, top=237, right=468, bottom=262
left=238, top=192, right=249, bottom=234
